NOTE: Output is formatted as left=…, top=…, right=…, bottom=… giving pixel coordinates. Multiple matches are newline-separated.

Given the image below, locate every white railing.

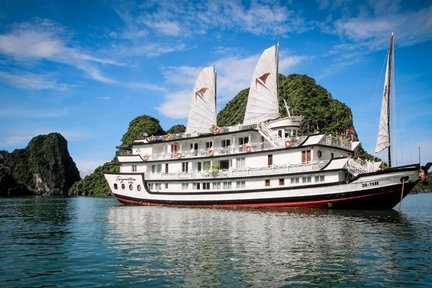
left=146, top=161, right=329, bottom=180
left=257, top=122, right=283, bottom=148
left=320, top=135, right=352, bottom=150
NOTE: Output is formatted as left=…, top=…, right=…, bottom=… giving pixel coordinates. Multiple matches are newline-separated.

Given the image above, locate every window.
left=165, top=163, right=169, bottom=173
left=236, top=181, right=245, bottom=189
left=206, top=142, right=212, bottom=149
left=152, top=164, right=162, bottom=173
left=302, top=150, right=311, bottom=164
left=268, top=155, right=273, bottom=167
left=203, top=161, right=211, bottom=171
left=182, top=162, right=189, bottom=172
left=148, top=183, right=153, bottom=190
left=137, top=185, right=141, bottom=191
left=222, top=139, right=231, bottom=147
left=212, top=182, right=221, bottom=190
left=291, top=178, right=300, bottom=184
left=265, top=179, right=270, bottom=187
left=121, top=183, right=125, bottom=190
left=278, top=130, right=283, bottom=137
left=132, top=165, right=137, bottom=172
left=236, top=158, right=245, bottom=169
left=129, top=184, right=133, bottom=190
left=197, top=162, right=202, bottom=172
left=171, top=144, right=178, bottom=153
left=223, top=182, right=232, bottom=189
left=165, top=183, right=168, bottom=189
left=279, top=178, right=285, bottom=186
left=114, top=183, right=118, bottom=190
left=302, top=176, right=312, bottom=183
left=203, top=182, right=210, bottom=190
left=220, top=160, right=229, bottom=170
left=182, top=183, right=189, bottom=190
left=315, top=175, right=325, bottom=182
left=193, top=183, right=201, bottom=190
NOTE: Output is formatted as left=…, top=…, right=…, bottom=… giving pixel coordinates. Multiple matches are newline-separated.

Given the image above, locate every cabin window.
left=203, top=182, right=210, bottom=190
left=220, top=160, right=229, bottom=170
left=152, top=164, right=162, bottom=173
left=315, top=175, right=325, bottom=182
left=165, top=183, right=168, bottom=189
left=212, top=182, right=221, bottom=190
left=302, top=150, right=311, bottom=164
left=165, top=163, right=169, bottom=173
left=137, top=185, right=141, bottom=191
left=223, top=182, right=232, bottom=189
left=204, top=161, right=211, bottom=171
left=129, top=184, right=133, bottom=190
left=302, top=176, right=312, bottom=183
left=265, top=179, right=270, bottom=187
left=182, top=162, right=189, bottom=173
left=285, top=129, right=291, bottom=137
left=222, top=139, right=231, bottom=147
left=121, top=183, right=125, bottom=190
left=268, top=155, right=273, bottom=167
left=171, top=144, right=178, bottom=153
left=236, top=181, right=245, bottom=189
left=182, top=183, right=189, bottom=190
left=236, top=158, right=245, bottom=169
left=238, top=137, right=249, bottom=146
left=132, top=165, right=137, bottom=172
left=206, top=142, right=212, bottom=149
left=197, top=162, right=202, bottom=172
left=278, top=130, right=283, bottom=137
left=113, top=183, right=118, bottom=190
left=193, top=183, right=201, bottom=190
left=291, top=177, right=300, bottom=184
left=279, top=178, right=285, bottom=186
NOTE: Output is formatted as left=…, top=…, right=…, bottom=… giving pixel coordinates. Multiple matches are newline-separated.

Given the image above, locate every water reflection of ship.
left=106, top=205, right=422, bottom=286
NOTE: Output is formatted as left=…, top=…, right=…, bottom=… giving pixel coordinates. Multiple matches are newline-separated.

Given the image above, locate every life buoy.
left=176, top=152, right=182, bottom=159
left=207, top=148, right=214, bottom=157
left=245, top=145, right=252, bottom=153
left=285, top=140, right=292, bottom=148
left=148, top=135, right=156, bottom=142
left=213, top=127, right=221, bottom=134
left=317, top=150, right=322, bottom=159
left=164, top=133, right=173, bottom=141
left=142, top=154, right=149, bottom=161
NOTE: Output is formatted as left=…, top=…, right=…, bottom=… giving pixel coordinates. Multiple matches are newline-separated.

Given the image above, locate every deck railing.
left=146, top=161, right=329, bottom=180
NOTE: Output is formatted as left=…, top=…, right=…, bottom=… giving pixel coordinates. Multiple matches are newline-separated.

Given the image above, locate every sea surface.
left=0, top=193, right=431, bottom=287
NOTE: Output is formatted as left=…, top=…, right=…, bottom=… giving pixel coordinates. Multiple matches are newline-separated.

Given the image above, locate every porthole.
left=129, top=184, right=133, bottom=191
left=121, top=183, right=125, bottom=190
left=137, top=185, right=141, bottom=191
left=113, top=183, right=118, bottom=190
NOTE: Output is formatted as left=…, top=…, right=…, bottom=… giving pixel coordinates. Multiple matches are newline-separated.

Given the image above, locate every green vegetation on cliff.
left=0, top=133, right=80, bottom=196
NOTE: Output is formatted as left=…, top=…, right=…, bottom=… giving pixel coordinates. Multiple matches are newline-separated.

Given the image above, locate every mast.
left=387, top=33, right=394, bottom=167
left=375, top=32, right=394, bottom=167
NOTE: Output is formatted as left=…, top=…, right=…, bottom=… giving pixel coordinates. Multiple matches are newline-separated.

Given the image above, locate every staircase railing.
left=257, top=122, right=283, bottom=148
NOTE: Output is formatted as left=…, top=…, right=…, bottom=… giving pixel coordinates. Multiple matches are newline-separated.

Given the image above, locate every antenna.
left=283, top=99, right=291, bottom=117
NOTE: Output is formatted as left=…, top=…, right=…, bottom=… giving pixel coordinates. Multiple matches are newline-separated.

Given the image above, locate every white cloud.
left=0, top=71, right=72, bottom=90
left=0, top=20, right=123, bottom=86
left=156, top=89, right=191, bottom=119
left=74, top=159, right=106, bottom=177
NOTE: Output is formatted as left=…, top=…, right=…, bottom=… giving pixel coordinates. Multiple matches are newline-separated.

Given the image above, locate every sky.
left=0, top=0, right=431, bottom=176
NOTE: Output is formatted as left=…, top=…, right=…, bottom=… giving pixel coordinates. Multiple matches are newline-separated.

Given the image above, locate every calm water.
left=0, top=194, right=431, bottom=287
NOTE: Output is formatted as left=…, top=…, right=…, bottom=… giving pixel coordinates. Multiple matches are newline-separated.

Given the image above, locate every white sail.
left=375, top=33, right=394, bottom=156
left=186, top=66, right=217, bottom=134
left=243, top=45, right=279, bottom=125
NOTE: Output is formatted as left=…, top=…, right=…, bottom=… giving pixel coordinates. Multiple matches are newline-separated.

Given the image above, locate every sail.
left=243, top=45, right=279, bottom=125
left=375, top=33, right=394, bottom=155
left=186, top=66, right=217, bottom=134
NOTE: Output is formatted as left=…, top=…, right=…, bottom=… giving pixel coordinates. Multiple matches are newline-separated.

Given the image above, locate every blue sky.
left=0, top=0, right=431, bottom=176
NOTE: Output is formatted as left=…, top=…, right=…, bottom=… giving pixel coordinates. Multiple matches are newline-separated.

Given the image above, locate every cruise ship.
left=105, top=40, right=428, bottom=209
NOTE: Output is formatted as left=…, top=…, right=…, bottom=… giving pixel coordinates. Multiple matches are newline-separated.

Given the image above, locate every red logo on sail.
left=255, top=72, right=271, bottom=90
left=195, top=87, right=208, bottom=100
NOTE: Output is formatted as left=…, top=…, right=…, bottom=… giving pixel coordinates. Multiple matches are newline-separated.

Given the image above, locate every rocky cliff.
left=0, top=133, right=81, bottom=196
